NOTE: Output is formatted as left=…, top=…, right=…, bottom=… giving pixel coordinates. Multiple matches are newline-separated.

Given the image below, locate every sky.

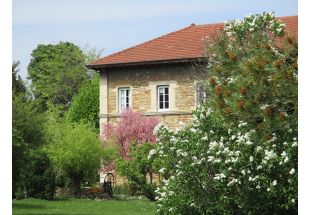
left=13, top=0, right=298, bottom=80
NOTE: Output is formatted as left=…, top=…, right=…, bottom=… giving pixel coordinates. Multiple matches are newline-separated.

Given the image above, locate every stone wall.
left=99, top=63, right=206, bottom=131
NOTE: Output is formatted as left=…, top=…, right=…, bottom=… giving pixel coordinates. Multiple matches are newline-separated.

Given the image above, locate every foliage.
left=27, top=42, right=88, bottom=110
left=152, top=13, right=297, bottom=214
left=117, top=142, right=158, bottom=201
left=102, top=110, right=159, bottom=200
left=24, top=151, right=56, bottom=200
left=12, top=92, right=48, bottom=197
left=13, top=199, right=156, bottom=215
left=12, top=61, right=26, bottom=95
left=102, top=109, right=159, bottom=159
left=66, top=74, right=99, bottom=129
left=45, top=121, right=105, bottom=196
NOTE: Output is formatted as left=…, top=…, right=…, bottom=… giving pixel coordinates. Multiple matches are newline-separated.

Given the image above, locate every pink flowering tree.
left=101, top=109, right=159, bottom=159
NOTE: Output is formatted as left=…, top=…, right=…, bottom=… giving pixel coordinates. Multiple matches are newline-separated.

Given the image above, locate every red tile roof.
left=89, top=16, right=297, bottom=68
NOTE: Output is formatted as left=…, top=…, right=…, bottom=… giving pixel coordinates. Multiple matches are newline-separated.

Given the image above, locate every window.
left=197, top=83, right=207, bottom=105
left=118, top=88, right=130, bottom=113
left=157, top=85, right=169, bottom=110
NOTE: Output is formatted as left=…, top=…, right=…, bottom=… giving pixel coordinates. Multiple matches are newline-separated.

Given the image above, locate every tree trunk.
left=70, top=172, right=81, bottom=198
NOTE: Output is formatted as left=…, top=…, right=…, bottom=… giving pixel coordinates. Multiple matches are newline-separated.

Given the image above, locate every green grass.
left=13, top=198, right=156, bottom=215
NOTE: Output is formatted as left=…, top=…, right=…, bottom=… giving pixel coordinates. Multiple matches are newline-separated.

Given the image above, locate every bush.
left=102, top=109, right=159, bottom=159
left=24, top=151, right=56, bottom=200
left=117, top=142, right=158, bottom=201
left=151, top=13, right=297, bottom=214
left=46, top=121, right=105, bottom=197
left=102, top=110, right=159, bottom=200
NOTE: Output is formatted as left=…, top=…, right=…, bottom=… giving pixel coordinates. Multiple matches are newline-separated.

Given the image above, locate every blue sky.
left=13, top=0, right=297, bottom=79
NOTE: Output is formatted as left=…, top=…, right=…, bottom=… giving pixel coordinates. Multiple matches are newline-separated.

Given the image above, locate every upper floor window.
left=158, top=85, right=169, bottom=111
left=197, top=83, right=207, bottom=105
left=118, top=87, right=130, bottom=113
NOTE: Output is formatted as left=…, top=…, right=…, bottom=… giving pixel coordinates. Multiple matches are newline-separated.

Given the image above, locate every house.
left=87, top=16, right=298, bottom=132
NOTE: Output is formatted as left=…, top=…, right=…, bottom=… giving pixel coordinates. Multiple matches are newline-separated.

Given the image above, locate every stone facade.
left=99, top=63, right=206, bottom=132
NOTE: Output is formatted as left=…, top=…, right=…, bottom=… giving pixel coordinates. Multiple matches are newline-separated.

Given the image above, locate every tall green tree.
left=12, top=61, right=26, bottom=95
left=66, top=74, right=99, bottom=129
left=13, top=61, right=55, bottom=199
left=28, top=42, right=88, bottom=111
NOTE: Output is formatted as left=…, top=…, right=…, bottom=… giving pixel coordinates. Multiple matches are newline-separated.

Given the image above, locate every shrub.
left=102, top=109, right=159, bottom=200
left=46, top=122, right=105, bottom=197
left=24, top=151, right=56, bottom=200
left=152, top=13, right=297, bottom=214
left=102, top=109, right=159, bottom=159
left=117, top=142, right=158, bottom=201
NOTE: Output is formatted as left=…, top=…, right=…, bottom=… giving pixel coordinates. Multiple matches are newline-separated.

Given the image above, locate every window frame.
left=118, top=87, right=131, bottom=114
left=196, top=82, right=208, bottom=105
left=157, top=85, right=170, bottom=111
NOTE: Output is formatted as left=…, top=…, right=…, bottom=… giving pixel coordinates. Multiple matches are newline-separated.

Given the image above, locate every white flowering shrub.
left=152, top=106, right=297, bottom=214
left=152, top=13, right=297, bottom=214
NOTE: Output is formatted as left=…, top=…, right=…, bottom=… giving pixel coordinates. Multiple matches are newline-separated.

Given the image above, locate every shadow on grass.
left=12, top=203, right=46, bottom=210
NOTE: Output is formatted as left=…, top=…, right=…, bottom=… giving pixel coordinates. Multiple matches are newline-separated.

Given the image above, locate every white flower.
left=168, top=208, right=173, bottom=212
left=214, top=173, right=226, bottom=180
left=148, top=149, right=157, bottom=160
left=292, top=142, right=298, bottom=147
left=284, top=157, right=289, bottom=163
left=208, top=156, right=215, bottom=162
left=281, top=151, right=287, bottom=157
left=153, top=122, right=165, bottom=135
left=159, top=168, right=166, bottom=173
left=249, top=156, right=254, bottom=162
left=256, top=165, right=262, bottom=170
left=291, top=199, right=295, bottom=203
left=197, top=158, right=206, bottom=165
left=209, top=141, right=218, bottom=149
left=256, top=185, right=261, bottom=189
left=190, top=203, right=195, bottom=207
left=267, top=188, right=270, bottom=192
left=289, top=168, right=295, bottom=175
left=190, top=128, right=197, bottom=133
left=181, top=152, right=188, bottom=157
left=241, top=170, right=246, bottom=175
left=264, top=150, right=277, bottom=160
left=272, top=180, right=277, bottom=186
left=201, top=135, right=208, bottom=141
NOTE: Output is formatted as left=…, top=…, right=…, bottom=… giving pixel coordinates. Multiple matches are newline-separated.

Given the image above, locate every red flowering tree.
left=101, top=109, right=159, bottom=159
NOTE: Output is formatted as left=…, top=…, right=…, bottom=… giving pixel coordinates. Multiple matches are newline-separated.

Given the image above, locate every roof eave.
left=86, top=57, right=204, bottom=70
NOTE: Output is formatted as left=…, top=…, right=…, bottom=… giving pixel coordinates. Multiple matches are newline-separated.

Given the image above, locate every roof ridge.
left=90, top=24, right=196, bottom=65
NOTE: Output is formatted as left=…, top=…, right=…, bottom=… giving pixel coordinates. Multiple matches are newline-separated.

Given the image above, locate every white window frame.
left=196, top=82, right=207, bottom=105
left=118, top=87, right=130, bottom=113
left=157, top=85, right=169, bottom=111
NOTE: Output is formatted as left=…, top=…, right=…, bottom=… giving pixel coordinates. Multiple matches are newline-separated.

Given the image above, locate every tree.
left=12, top=61, right=26, bottom=95
left=66, top=74, right=99, bottom=129
left=152, top=13, right=297, bottom=214
left=28, top=42, right=88, bottom=110
left=102, top=109, right=159, bottom=159
left=46, top=122, right=105, bottom=197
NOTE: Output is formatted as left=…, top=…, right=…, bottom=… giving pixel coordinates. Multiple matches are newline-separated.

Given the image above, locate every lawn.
left=12, top=198, right=156, bottom=215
